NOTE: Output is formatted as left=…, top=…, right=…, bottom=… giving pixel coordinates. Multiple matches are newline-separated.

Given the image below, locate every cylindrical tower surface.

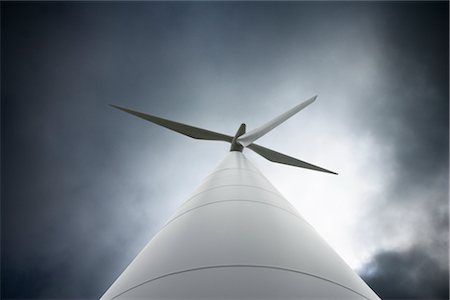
left=101, top=152, right=380, bottom=300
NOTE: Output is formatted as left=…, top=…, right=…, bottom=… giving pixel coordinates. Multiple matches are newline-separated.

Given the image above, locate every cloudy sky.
left=2, top=1, right=448, bottom=299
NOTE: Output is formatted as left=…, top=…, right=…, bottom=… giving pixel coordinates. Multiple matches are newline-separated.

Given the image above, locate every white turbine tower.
left=101, top=96, right=380, bottom=300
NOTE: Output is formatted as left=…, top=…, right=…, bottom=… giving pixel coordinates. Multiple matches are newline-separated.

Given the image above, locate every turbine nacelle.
left=110, top=96, right=337, bottom=175
left=230, top=123, right=246, bottom=152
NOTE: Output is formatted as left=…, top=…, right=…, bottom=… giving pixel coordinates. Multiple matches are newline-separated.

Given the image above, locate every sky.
left=1, top=1, right=448, bottom=299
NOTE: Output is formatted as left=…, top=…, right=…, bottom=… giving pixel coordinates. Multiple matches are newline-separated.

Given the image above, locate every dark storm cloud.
left=1, top=2, right=448, bottom=299
left=354, top=0, right=448, bottom=231
left=353, top=3, right=449, bottom=299
left=1, top=2, right=193, bottom=298
left=360, top=3, right=448, bottom=190
left=360, top=247, right=449, bottom=299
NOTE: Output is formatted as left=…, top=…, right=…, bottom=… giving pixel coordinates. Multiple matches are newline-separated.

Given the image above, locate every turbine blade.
left=110, top=105, right=233, bottom=142
left=247, top=143, right=338, bottom=175
left=237, top=96, right=317, bottom=147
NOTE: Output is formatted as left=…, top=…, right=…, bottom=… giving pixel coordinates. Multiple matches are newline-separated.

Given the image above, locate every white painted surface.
left=237, top=96, right=316, bottom=146
left=101, top=152, right=380, bottom=299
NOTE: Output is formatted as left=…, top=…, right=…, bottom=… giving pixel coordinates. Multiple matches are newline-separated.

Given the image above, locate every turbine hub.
left=230, top=123, right=246, bottom=152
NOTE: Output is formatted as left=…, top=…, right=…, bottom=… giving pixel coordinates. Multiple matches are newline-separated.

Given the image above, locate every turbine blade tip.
left=109, top=104, right=129, bottom=112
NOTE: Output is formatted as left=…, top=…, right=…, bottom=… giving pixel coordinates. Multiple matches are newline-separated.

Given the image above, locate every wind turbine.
left=101, top=96, right=380, bottom=299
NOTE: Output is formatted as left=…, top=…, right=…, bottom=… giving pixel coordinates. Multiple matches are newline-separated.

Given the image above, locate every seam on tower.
left=110, top=264, right=372, bottom=300
left=179, top=184, right=284, bottom=208
left=164, top=199, right=301, bottom=228
left=202, top=167, right=262, bottom=180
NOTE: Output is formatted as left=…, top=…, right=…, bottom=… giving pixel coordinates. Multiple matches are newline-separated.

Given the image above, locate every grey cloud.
left=360, top=246, right=449, bottom=300
left=353, top=4, right=449, bottom=298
